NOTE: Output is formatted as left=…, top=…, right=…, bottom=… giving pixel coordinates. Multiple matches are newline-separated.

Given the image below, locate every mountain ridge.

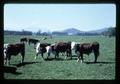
left=60, top=28, right=109, bottom=34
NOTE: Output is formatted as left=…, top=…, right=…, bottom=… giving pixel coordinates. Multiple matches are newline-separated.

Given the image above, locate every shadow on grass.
left=44, top=58, right=64, bottom=61
left=13, top=62, right=39, bottom=67
left=71, top=55, right=77, bottom=57
left=44, top=55, right=78, bottom=61
left=85, top=61, right=115, bottom=64
left=2, top=66, right=22, bottom=75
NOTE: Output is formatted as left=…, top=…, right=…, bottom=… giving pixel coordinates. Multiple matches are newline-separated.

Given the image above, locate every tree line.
left=4, top=27, right=115, bottom=36
left=4, top=30, right=32, bottom=35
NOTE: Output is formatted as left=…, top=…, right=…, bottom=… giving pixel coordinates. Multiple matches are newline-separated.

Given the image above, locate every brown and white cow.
left=4, top=43, right=25, bottom=65
left=74, top=42, right=99, bottom=63
left=35, top=42, right=51, bottom=60
left=46, top=42, right=72, bottom=59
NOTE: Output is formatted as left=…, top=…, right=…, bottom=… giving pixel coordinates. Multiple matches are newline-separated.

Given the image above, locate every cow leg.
left=28, top=42, right=30, bottom=45
left=21, top=52, right=25, bottom=63
left=4, top=55, right=7, bottom=65
left=35, top=53, right=39, bottom=60
left=47, top=52, right=50, bottom=59
left=4, top=58, right=6, bottom=65
left=77, top=52, right=80, bottom=62
left=77, top=56, right=80, bottom=62
left=41, top=53, right=44, bottom=60
left=55, top=52, right=58, bottom=59
left=65, top=52, right=68, bottom=59
left=7, top=55, right=11, bottom=65
left=57, top=52, right=59, bottom=57
left=94, top=52, right=98, bottom=63
left=55, top=54, right=57, bottom=59
left=34, top=43, right=36, bottom=49
left=80, top=53, right=83, bottom=63
left=27, top=41, right=29, bottom=45
left=77, top=52, right=83, bottom=63
left=69, top=51, right=72, bottom=60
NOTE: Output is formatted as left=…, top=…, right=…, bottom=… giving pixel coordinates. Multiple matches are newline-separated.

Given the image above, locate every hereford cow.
left=35, top=42, right=51, bottom=60
left=4, top=43, right=25, bottom=65
left=28, top=38, right=40, bottom=48
left=74, top=42, right=99, bottom=63
left=46, top=42, right=72, bottom=59
left=20, top=37, right=28, bottom=43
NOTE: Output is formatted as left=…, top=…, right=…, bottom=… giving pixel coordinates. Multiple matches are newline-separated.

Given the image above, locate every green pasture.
left=4, top=35, right=115, bottom=80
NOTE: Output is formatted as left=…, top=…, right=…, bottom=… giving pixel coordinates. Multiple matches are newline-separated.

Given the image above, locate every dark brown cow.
left=4, top=43, right=25, bottom=65
left=28, top=38, right=40, bottom=48
left=75, top=42, right=99, bottom=63
left=51, top=42, right=72, bottom=59
left=35, top=42, right=51, bottom=60
left=20, top=37, right=28, bottom=43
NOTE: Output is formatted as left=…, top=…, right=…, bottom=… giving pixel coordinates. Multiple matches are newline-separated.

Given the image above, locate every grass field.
left=4, top=35, right=115, bottom=80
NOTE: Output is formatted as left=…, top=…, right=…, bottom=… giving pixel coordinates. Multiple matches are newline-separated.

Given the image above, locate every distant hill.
left=60, top=28, right=109, bottom=35
left=4, top=27, right=114, bottom=36
left=62, top=28, right=83, bottom=35
left=86, top=28, right=109, bottom=34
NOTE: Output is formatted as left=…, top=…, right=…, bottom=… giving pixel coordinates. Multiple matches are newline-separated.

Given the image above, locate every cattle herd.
left=4, top=37, right=100, bottom=66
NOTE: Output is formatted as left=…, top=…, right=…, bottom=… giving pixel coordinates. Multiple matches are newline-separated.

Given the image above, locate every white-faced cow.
left=74, top=42, right=99, bottom=63
left=35, top=42, right=51, bottom=60
left=4, top=43, right=25, bottom=65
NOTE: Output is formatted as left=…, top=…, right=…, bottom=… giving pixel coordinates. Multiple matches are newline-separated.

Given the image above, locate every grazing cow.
left=4, top=43, right=25, bottom=65
left=74, top=42, right=99, bottom=63
left=35, top=42, right=51, bottom=60
left=47, top=42, right=72, bottom=59
left=20, top=37, right=28, bottom=43
left=28, top=38, right=40, bottom=48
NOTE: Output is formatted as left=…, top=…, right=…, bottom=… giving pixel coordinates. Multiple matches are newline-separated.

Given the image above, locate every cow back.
left=54, top=42, right=71, bottom=52
left=6, top=43, right=25, bottom=56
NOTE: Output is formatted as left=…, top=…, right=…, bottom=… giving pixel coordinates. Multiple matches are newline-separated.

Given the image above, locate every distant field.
left=4, top=35, right=115, bottom=79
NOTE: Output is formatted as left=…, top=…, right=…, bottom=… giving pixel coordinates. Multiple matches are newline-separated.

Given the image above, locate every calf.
left=35, top=42, right=51, bottom=60
left=4, top=43, right=25, bottom=65
left=75, top=42, right=99, bottom=63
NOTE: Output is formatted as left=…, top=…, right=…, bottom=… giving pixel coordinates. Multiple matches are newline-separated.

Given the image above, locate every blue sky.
left=4, top=4, right=116, bottom=32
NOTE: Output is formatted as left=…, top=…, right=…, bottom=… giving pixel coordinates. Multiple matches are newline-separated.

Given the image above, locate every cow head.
left=74, top=44, right=79, bottom=54
left=71, top=42, right=76, bottom=50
